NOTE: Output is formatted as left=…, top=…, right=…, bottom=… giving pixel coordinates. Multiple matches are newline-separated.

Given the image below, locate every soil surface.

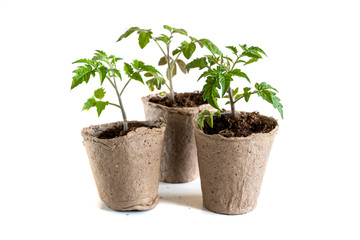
left=98, top=122, right=154, bottom=139
left=149, top=91, right=206, bottom=107
left=203, top=112, right=277, bottom=138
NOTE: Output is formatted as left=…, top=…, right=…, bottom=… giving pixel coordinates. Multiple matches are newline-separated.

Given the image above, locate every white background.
left=1, top=0, right=359, bottom=239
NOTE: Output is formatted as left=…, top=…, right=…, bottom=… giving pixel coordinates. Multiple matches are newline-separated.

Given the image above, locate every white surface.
left=1, top=0, right=359, bottom=239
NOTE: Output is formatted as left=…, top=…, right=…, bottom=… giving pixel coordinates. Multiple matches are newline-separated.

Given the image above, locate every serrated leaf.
left=197, top=69, right=213, bottom=81
left=244, top=58, right=258, bottom=65
left=228, top=69, right=250, bottom=83
left=163, top=25, right=173, bottom=32
left=131, top=72, right=144, bottom=83
left=97, top=66, right=108, bottom=85
left=95, top=101, right=108, bottom=117
left=241, top=51, right=262, bottom=59
left=123, top=63, right=134, bottom=77
left=219, top=75, right=232, bottom=97
left=226, top=46, right=238, bottom=55
left=232, top=87, right=239, bottom=96
left=243, top=87, right=252, bottom=102
left=172, top=48, right=181, bottom=56
left=255, top=82, right=278, bottom=92
left=181, top=41, right=196, bottom=59
left=176, top=59, right=186, bottom=74
left=132, top=59, right=144, bottom=70
left=110, top=69, right=122, bottom=79
left=72, top=58, right=95, bottom=65
left=71, top=65, right=93, bottom=89
left=185, top=57, right=208, bottom=70
left=199, top=39, right=222, bottom=56
left=138, top=31, right=152, bottom=49
left=158, top=56, right=167, bottom=66
left=256, top=89, right=283, bottom=118
left=248, top=46, right=267, bottom=56
left=94, top=88, right=106, bottom=100
left=202, top=76, right=221, bottom=110
left=82, top=97, right=96, bottom=111
left=117, top=27, right=140, bottom=42
left=172, top=28, right=188, bottom=36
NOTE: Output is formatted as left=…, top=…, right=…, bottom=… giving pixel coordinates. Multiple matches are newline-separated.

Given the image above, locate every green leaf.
left=138, top=31, right=152, bottom=49
left=172, top=48, right=182, bottom=56
left=214, top=109, right=221, bottom=117
left=93, top=50, right=108, bottom=62
left=244, top=58, right=258, bottom=65
left=255, top=82, right=278, bottom=92
left=132, top=59, right=144, bottom=70
left=181, top=41, right=196, bottom=59
left=172, top=28, right=188, bottom=36
left=72, top=58, right=95, bottom=65
left=241, top=51, right=262, bottom=59
left=144, top=72, right=153, bottom=77
left=117, top=27, right=140, bottom=42
left=243, top=87, right=252, bottom=102
left=71, top=65, right=93, bottom=89
left=176, top=59, right=187, bottom=74
left=199, top=39, right=222, bottom=56
left=97, top=66, right=108, bottom=85
left=202, top=76, right=221, bottom=110
left=82, top=97, right=96, bottom=111
left=155, top=35, right=170, bottom=44
left=124, top=63, right=134, bottom=77
left=219, top=75, right=232, bottom=97
left=256, top=88, right=283, bottom=118
left=185, top=57, right=208, bottom=70
left=205, top=111, right=213, bottom=128
left=248, top=46, right=267, bottom=56
left=94, top=88, right=106, bottom=100
left=110, top=69, right=122, bottom=79
left=163, top=25, right=173, bottom=32
left=131, top=72, right=144, bottom=83
left=226, top=46, right=238, bottom=55
left=227, top=69, right=250, bottom=83
left=158, top=56, right=167, bottom=66
left=95, top=101, right=109, bottom=117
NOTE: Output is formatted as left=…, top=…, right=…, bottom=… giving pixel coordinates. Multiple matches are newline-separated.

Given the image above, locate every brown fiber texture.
left=81, top=120, right=165, bottom=211
left=194, top=112, right=278, bottom=215
left=142, top=94, right=213, bottom=183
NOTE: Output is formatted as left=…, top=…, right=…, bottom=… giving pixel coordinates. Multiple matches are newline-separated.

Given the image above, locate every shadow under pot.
left=81, top=119, right=166, bottom=211
left=142, top=94, right=213, bottom=183
left=193, top=111, right=279, bottom=215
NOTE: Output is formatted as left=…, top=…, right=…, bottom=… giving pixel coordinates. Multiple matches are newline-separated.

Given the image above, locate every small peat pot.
left=142, top=93, right=213, bottom=183
left=193, top=111, right=279, bottom=215
left=81, top=119, right=166, bottom=211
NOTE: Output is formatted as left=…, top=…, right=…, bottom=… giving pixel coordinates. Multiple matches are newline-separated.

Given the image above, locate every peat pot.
left=193, top=112, right=279, bottom=214
left=81, top=120, right=166, bottom=211
left=142, top=94, right=212, bottom=183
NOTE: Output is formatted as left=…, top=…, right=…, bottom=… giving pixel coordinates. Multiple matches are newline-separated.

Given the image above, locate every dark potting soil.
left=98, top=122, right=154, bottom=139
left=149, top=91, right=207, bottom=107
left=203, top=112, right=277, bottom=138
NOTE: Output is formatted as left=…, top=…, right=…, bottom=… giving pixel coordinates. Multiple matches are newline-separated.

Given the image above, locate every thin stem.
left=166, top=44, right=175, bottom=100
left=107, top=77, right=128, bottom=131
left=227, top=87, right=236, bottom=117
left=120, top=78, right=132, bottom=96
left=153, top=39, right=167, bottom=58
left=109, top=102, right=121, bottom=108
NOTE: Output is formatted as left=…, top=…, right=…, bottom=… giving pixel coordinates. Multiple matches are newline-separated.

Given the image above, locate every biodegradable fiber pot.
left=194, top=112, right=278, bottom=215
left=81, top=119, right=165, bottom=211
left=142, top=94, right=213, bottom=183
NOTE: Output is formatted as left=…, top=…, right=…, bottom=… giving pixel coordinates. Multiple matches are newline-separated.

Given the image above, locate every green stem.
left=227, top=87, right=236, bottom=117
left=166, top=44, right=175, bottom=100
left=107, top=77, right=128, bottom=131
left=109, top=102, right=121, bottom=108
left=120, top=78, right=132, bottom=96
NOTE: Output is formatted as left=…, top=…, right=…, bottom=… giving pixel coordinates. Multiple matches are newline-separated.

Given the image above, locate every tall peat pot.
left=142, top=94, right=213, bottom=183
left=193, top=112, right=279, bottom=214
left=81, top=120, right=166, bottom=211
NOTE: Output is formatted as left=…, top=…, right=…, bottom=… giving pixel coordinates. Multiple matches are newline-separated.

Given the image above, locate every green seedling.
left=186, top=44, right=283, bottom=129
left=71, top=50, right=164, bottom=131
left=117, top=25, right=221, bottom=100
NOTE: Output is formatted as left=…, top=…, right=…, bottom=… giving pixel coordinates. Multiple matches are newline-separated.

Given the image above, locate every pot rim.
left=81, top=119, right=166, bottom=144
left=193, top=111, right=279, bottom=142
left=142, top=93, right=211, bottom=115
